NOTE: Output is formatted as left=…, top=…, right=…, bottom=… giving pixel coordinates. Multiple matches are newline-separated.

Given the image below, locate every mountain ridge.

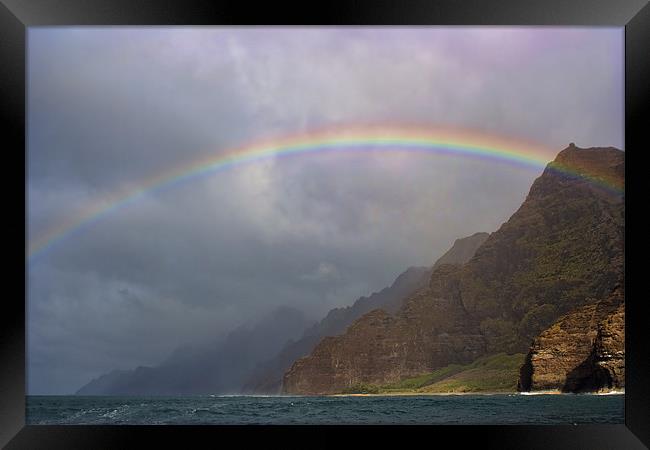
left=243, top=232, right=489, bottom=393
left=283, top=145, right=624, bottom=394
left=76, top=306, right=312, bottom=395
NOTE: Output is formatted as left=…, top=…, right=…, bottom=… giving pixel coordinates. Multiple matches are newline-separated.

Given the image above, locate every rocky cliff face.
left=283, top=145, right=624, bottom=395
left=244, top=233, right=489, bottom=394
left=589, top=299, right=625, bottom=389
left=283, top=265, right=486, bottom=394
left=454, top=145, right=623, bottom=352
left=241, top=266, right=431, bottom=394
left=518, top=284, right=624, bottom=392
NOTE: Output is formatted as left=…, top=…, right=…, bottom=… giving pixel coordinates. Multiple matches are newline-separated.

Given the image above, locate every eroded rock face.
left=283, top=265, right=486, bottom=395
left=242, top=266, right=432, bottom=394
left=283, top=146, right=624, bottom=395
left=591, top=301, right=625, bottom=388
left=518, top=284, right=624, bottom=392
left=245, top=233, right=488, bottom=394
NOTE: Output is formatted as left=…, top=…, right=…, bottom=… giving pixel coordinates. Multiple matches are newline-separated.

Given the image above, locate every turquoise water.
left=26, top=394, right=624, bottom=425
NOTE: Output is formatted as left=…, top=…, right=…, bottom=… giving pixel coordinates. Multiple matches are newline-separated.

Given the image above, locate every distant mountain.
left=283, top=145, right=624, bottom=394
left=432, top=232, right=490, bottom=269
left=76, top=306, right=312, bottom=395
left=243, top=232, right=489, bottom=394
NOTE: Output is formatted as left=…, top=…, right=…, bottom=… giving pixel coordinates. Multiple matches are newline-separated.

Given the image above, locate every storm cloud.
left=27, top=27, right=623, bottom=394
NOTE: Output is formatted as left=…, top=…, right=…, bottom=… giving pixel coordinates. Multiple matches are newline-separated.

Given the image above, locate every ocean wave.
left=596, top=390, right=625, bottom=395
left=519, top=390, right=562, bottom=395
left=520, top=390, right=625, bottom=396
left=99, top=404, right=131, bottom=419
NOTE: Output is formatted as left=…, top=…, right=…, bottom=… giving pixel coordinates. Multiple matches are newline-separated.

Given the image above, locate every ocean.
left=26, top=393, right=624, bottom=425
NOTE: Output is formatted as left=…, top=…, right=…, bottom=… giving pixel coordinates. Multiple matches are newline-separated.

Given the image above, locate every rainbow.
left=27, top=124, right=623, bottom=261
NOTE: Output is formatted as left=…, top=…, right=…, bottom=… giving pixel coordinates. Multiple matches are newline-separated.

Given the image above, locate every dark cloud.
left=27, top=27, right=623, bottom=394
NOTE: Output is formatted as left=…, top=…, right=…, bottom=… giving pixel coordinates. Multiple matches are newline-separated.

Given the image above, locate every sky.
left=26, top=27, right=623, bottom=394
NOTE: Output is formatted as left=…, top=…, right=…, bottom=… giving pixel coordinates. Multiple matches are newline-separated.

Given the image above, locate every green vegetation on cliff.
left=420, top=352, right=526, bottom=393
left=383, top=364, right=467, bottom=391
left=340, top=353, right=526, bottom=394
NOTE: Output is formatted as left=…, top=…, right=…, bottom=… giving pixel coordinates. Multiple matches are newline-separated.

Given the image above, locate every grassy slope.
left=341, top=353, right=526, bottom=394
left=420, top=353, right=526, bottom=393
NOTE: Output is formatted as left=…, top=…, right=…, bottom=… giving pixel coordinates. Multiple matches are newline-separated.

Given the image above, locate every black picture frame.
left=2, top=0, right=648, bottom=448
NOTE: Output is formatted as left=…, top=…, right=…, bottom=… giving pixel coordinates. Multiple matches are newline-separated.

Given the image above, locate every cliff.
left=243, top=233, right=488, bottom=394
left=518, top=283, right=624, bottom=392
left=283, top=265, right=487, bottom=394
left=283, top=145, right=624, bottom=394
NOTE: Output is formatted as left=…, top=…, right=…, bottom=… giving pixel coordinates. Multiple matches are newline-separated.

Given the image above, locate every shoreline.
left=329, top=392, right=513, bottom=397
left=328, top=389, right=625, bottom=397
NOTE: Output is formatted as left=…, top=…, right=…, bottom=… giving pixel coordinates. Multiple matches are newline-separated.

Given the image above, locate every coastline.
left=329, top=392, right=514, bottom=397
left=328, top=389, right=625, bottom=397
